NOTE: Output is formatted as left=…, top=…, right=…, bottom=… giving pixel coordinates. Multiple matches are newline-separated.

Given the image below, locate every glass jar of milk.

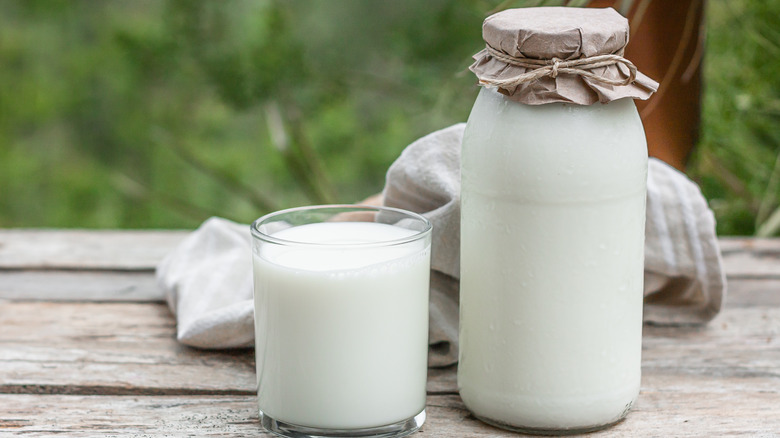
left=458, top=7, right=659, bottom=434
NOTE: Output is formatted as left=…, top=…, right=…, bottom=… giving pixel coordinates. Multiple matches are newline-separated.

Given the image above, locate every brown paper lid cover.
left=470, top=7, right=659, bottom=105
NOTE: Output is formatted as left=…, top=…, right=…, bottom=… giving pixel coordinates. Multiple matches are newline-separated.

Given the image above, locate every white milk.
left=253, top=222, right=430, bottom=430
left=459, top=88, right=647, bottom=431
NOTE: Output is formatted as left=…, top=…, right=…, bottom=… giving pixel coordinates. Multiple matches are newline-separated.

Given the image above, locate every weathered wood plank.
left=0, top=271, right=163, bottom=302
left=3, top=300, right=780, bottom=397
left=425, top=386, right=780, bottom=437
left=0, top=229, right=188, bottom=270
left=1, top=389, right=779, bottom=437
left=0, top=301, right=456, bottom=395
left=642, top=308, right=780, bottom=380
left=0, top=302, right=256, bottom=395
left=1, top=270, right=775, bottom=310
left=719, top=237, right=780, bottom=278
left=1, top=229, right=778, bottom=278
left=0, top=272, right=772, bottom=308
left=0, top=232, right=777, bottom=436
left=0, top=395, right=268, bottom=437
left=724, top=278, right=780, bottom=308
left=718, top=237, right=780, bottom=253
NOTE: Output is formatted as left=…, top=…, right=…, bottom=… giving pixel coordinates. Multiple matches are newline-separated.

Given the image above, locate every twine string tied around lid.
left=482, top=44, right=638, bottom=89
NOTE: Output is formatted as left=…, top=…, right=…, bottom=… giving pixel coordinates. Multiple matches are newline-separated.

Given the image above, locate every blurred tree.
left=0, top=0, right=778, bottom=236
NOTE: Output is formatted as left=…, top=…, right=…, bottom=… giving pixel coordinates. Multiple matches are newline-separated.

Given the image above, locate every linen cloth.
left=157, top=123, right=726, bottom=368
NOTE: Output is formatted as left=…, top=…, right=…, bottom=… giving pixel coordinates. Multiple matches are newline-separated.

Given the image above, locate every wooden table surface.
left=1, top=230, right=779, bottom=437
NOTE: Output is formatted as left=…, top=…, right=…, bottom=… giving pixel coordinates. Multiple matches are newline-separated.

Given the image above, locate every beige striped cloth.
left=157, top=123, right=726, bottom=368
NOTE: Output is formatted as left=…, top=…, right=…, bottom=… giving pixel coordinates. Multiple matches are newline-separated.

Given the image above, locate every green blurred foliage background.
left=0, top=0, right=778, bottom=235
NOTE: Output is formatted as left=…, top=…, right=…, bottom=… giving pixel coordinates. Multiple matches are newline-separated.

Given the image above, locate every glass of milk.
left=251, top=205, right=432, bottom=438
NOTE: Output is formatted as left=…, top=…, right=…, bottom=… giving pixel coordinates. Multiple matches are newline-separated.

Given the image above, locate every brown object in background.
left=586, top=0, right=705, bottom=171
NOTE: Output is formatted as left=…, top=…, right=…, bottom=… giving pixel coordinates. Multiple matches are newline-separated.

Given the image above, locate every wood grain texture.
left=1, top=268, right=777, bottom=307
left=719, top=237, right=780, bottom=279
left=0, top=302, right=255, bottom=395
left=0, top=271, right=163, bottom=301
left=425, top=388, right=780, bottom=437
left=2, top=390, right=779, bottom=437
left=1, top=230, right=777, bottom=277
left=2, top=293, right=779, bottom=397
left=0, top=229, right=188, bottom=270
left=0, top=301, right=456, bottom=396
left=0, top=395, right=267, bottom=437
left=726, top=278, right=780, bottom=307
left=1, top=231, right=778, bottom=436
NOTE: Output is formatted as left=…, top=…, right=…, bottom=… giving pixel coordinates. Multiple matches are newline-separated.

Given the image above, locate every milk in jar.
left=458, top=7, right=658, bottom=434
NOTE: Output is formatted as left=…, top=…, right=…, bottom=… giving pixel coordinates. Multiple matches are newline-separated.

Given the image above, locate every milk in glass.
left=253, top=221, right=430, bottom=430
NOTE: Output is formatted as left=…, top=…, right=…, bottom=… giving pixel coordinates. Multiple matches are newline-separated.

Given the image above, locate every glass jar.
left=457, top=7, right=657, bottom=434
left=252, top=205, right=431, bottom=438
